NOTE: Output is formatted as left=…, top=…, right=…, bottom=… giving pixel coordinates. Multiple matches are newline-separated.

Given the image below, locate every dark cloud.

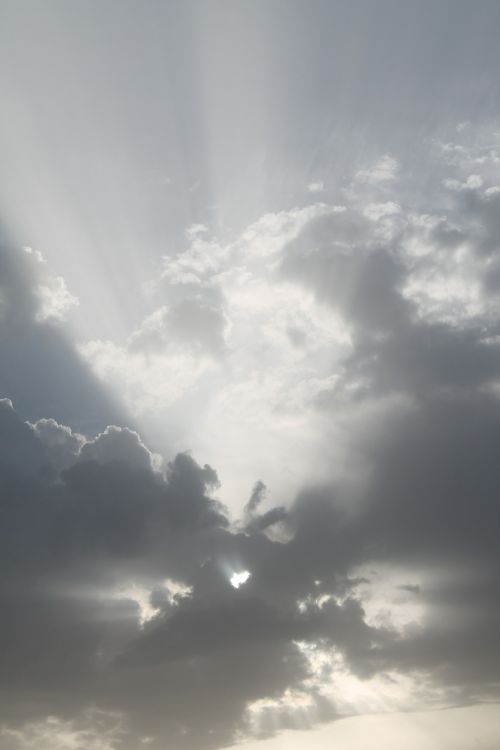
left=244, top=479, right=267, bottom=517
left=2, top=373, right=499, bottom=748
left=30, top=417, right=85, bottom=472
left=79, top=425, right=156, bottom=472
left=0, top=397, right=386, bottom=749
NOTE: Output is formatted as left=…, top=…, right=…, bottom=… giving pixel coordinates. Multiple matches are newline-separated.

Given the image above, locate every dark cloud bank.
left=1, top=170, right=500, bottom=749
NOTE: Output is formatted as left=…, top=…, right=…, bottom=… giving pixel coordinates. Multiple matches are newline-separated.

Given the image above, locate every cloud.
left=1, top=711, right=124, bottom=750
left=0, top=398, right=385, bottom=749
left=0, top=243, right=126, bottom=432
left=30, top=418, right=86, bottom=471
left=244, top=479, right=267, bottom=517
left=79, top=425, right=160, bottom=472
left=363, top=201, right=401, bottom=221
left=129, top=297, right=228, bottom=357
left=2, top=359, right=500, bottom=749
left=308, top=181, right=325, bottom=193
left=2, top=125, right=500, bottom=750
left=443, top=174, right=483, bottom=191
left=355, top=155, right=398, bottom=184
left=35, top=275, right=79, bottom=323
left=80, top=203, right=350, bottom=508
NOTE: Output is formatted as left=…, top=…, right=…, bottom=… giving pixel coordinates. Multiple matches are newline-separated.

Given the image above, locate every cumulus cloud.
left=0, top=398, right=385, bottom=750
left=30, top=418, right=85, bottom=471
left=79, top=425, right=160, bottom=472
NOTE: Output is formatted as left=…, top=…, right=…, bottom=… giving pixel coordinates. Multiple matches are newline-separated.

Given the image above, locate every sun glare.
left=230, top=570, right=251, bottom=589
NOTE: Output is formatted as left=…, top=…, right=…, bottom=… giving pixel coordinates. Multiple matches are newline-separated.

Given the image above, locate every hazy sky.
left=1, top=2, right=500, bottom=749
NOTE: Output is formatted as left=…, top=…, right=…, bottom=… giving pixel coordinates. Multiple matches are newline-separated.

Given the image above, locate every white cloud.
left=485, top=185, right=500, bottom=198
left=36, top=275, right=79, bottom=322
left=80, top=339, right=215, bottom=417
left=363, top=202, right=401, bottom=221
left=14, top=246, right=80, bottom=323
left=308, top=181, right=325, bottom=193
left=443, top=174, right=483, bottom=191
left=81, top=202, right=351, bottom=507
left=355, top=155, right=398, bottom=184
left=185, top=223, right=209, bottom=240
left=80, top=122, right=500, bottom=511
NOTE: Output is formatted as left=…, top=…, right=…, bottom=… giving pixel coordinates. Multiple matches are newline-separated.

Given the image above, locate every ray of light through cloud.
left=1, top=3, right=500, bottom=750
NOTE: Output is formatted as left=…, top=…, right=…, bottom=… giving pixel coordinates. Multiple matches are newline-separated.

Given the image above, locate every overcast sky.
left=1, top=2, right=500, bottom=749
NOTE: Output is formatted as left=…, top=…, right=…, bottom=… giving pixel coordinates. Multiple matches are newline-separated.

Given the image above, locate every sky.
left=1, top=1, right=500, bottom=749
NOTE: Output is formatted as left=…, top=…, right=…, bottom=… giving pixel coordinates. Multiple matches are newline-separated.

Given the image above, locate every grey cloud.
left=30, top=418, right=85, bottom=471
left=2, top=362, right=500, bottom=749
left=265, top=154, right=500, bottom=705
left=79, top=425, right=156, bottom=472
left=280, top=155, right=500, bottom=402
left=0, top=244, right=128, bottom=433
left=1, top=2, right=500, bottom=747
left=0, top=397, right=48, bottom=473
left=250, top=506, right=289, bottom=533
left=3, top=142, right=500, bottom=748
left=280, top=213, right=409, bottom=336
left=0, top=399, right=383, bottom=749
left=342, top=322, right=500, bottom=399
left=244, top=479, right=267, bottom=518
left=243, top=482, right=288, bottom=535
left=129, top=295, right=227, bottom=358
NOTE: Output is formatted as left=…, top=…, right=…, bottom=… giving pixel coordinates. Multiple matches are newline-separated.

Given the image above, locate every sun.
left=230, top=570, right=251, bottom=589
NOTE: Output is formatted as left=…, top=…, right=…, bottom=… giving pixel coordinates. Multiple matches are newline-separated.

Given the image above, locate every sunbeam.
left=1, top=3, right=500, bottom=750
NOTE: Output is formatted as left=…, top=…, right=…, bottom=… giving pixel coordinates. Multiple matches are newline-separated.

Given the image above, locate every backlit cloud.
left=1, top=3, right=500, bottom=749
